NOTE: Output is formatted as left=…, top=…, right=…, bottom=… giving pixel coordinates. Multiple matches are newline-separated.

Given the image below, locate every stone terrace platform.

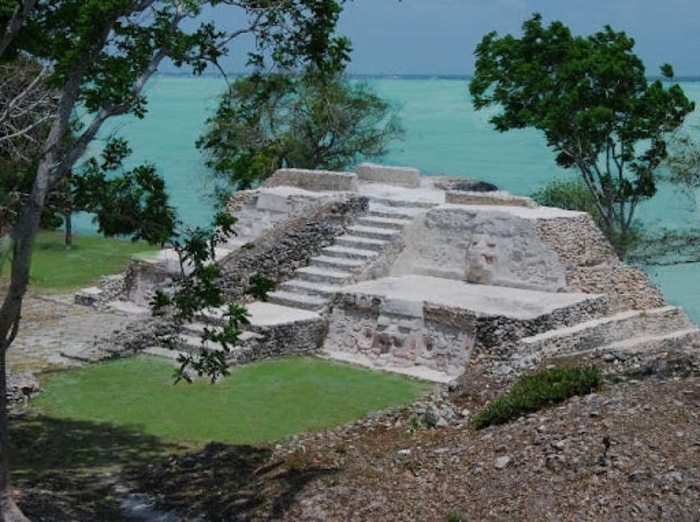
left=81, top=163, right=700, bottom=385
left=325, top=275, right=608, bottom=380
left=337, top=275, right=601, bottom=320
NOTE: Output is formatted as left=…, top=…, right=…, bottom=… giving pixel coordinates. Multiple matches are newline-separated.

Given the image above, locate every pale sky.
left=334, top=0, right=700, bottom=76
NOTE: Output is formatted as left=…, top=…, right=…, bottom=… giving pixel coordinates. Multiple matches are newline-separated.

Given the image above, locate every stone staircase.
left=144, top=301, right=327, bottom=367
left=517, top=305, right=700, bottom=364
left=266, top=201, right=425, bottom=312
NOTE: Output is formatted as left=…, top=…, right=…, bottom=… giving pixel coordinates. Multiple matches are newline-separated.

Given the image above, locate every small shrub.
left=446, top=511, right=462, bottom=522
left=472, top=365, right=602, bottom=429
left=531, top=178, right=598, bottom=217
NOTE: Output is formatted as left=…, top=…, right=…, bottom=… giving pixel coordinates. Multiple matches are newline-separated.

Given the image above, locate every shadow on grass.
left=9, top=413, right=337, bottom=521
left=125, top=441, right=339, bottom=521
left=9, top=413, right=185, bottom=520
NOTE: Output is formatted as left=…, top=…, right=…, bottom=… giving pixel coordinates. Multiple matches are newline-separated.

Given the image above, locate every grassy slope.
left=33, top=355, right=432, bottom=444
left=2, top=230, right=158, bottom=292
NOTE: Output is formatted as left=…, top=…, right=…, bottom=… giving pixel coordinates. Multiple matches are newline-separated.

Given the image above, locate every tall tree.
left=0, top=55, right=56, bottom=235
left=198, top=0, right=402, bottom=198
left=0, top=1, right=349, bottom=519
left=198, top=71, right=404, bottom=197
left=469, top=13, right=695, bottom=256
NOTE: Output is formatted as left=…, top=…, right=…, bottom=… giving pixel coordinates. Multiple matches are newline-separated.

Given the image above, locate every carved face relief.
left=465, top=233, right=498, bottom=284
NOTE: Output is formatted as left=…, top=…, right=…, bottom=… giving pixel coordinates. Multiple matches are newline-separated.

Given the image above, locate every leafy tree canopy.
left=469, top=13, right=695, bottom=256
left=198, top=71, right=404, bottom=197
left=0, top=2, right=353, bottom=519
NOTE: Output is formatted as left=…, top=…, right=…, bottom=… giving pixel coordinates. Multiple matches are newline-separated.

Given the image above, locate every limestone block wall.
left=535, top=214, right=667, bottom=311
left=218, top=195, right=369, bottom=300
left=445, top=190, right=537, bottom=208
left=469, top=294, right=611, bottom=365
left=391, top=205, right=567, bottom=292
left=356, top=163, right=421, bottom=188
left=123, top=256, right=177, bottom=307
left=326, top=287, right=609, bottom=376
left=263, top=168, right=358, bottom=192
left=226, top=187, right=340, bottom=244
left=327, top=293, right=475, bottom=377
left=228, top=315, right=327, bottom=366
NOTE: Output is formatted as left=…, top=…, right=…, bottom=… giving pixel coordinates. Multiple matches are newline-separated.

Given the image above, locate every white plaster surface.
left=246, top=302, right=322, bottom=326
left=391, top=204, right=568, bottom=291
left=341, top=275, right=600, bottom=320
left=356, top=163, right=421, bottom=188
left=357, top=182, right=445, bottom=206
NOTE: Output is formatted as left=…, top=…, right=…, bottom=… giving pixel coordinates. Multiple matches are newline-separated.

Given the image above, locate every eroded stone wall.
left=327, top=293, right=475, bottom=377
left=391, top=205, right=567, bottom=292
left=218, top=195, right=369, bottom=300
left=229, top=315, right=327, bottom=366
left=535, top=215, right=667, bottom=311
left=263, top=168, right=358, bottom=192
left=356, top=163, right=421, bottom=188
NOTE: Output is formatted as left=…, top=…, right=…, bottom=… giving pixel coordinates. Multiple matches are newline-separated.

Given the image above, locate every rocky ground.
left=9, top=292, right=700, bottom=521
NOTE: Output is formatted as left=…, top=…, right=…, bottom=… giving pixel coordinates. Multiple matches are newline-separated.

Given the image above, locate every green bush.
left=531, top=178, right=599, bottom=217
left=472, top=365, right=602, bottom=430
left=531, top=178, right=644, bottom=257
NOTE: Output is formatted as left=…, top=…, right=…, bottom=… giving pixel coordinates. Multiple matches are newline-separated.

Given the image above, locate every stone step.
left=296, top=265, right=352, bottom=284
left=356, top=215, right=413, bottom=230
left=266, top=290, right=327, bottom=311
left=178, top=333, right=225, bottom=353
left=368, top=203, right=422, bottom=220
left=278, top=279, right=339, bottom=298
left=310, top=255, right=366, bottom=271
left=368, top=196, right=438, bottom=209
left=195, top=305, right=229, bottom=326
left=519, top=306, right=695, bottom=360
left=142, top=346, right=188, bottom=361
left=600, top=328, right=700, bottom=355
left=346, top=224, right=401, bottom=241
left=321, top=244, right=379, bottom=260
left=178, top=329, right=263, bottom=353
left=335, top=235, right=390, bottom=252
left=141, top=328, right=263, bottom=363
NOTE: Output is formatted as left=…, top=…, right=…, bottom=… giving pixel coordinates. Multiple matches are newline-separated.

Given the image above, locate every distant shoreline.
left=155, top=71, right=700, bottom=82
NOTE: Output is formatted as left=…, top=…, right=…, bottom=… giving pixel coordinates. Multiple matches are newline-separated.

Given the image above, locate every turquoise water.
left=86, top=75, right=700, bottom=322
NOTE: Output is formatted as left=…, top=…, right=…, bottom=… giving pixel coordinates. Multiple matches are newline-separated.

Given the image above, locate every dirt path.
left=8, top=291, right=147, bottom=373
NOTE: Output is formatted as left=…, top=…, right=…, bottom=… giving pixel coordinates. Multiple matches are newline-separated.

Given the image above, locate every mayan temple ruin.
left=77, top=164, right=700, bottom=383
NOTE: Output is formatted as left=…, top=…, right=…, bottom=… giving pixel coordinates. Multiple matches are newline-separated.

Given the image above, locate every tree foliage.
left=0, top=56, right=59, bottom=234
left=151, top=212, right=252, bottom=383
left=666, top=129, right=700, bottom=190
left=72, top=137, right=177, bottom=245
left=198, top=71, right=404, bottom=196
left=0, top=1, right=351, bottom=519
left=469, top=13, right=695, bottom=256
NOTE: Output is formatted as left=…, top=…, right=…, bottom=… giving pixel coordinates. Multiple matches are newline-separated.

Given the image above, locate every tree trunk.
left=63, top=209, right=72, bottom=250
left=0, top=112, right=63, bottom=522
left=0, top=349, right=28, bottom=522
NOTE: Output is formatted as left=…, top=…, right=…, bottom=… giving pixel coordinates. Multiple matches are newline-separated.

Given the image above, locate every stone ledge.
left=356, top=163, right=421, bottom=188
left=446, top=190, right=537, bottom=208
left=264, top=168, right=358, bottom=192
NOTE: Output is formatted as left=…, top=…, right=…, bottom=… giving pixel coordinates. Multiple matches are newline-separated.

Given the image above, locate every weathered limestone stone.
left=325, top=274, right=609, bottom=372
left=392, top=204, right=568, bottom=292
left=264, top=168, right=358, bottom=192
left=256, top=191, right=290, bottom=213
left=446, top=190, right=537, bottom=207
left=74, top=286, right=103, bottom=307
left=87, top=165, right=688, bottom=382
left=218, top=195, right=369, bottom=301
left=356, top=163, right=421, bottom=188
left=535, top=214, right=667, bottom=311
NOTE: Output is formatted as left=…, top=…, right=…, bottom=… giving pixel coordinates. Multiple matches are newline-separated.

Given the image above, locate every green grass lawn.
left=2, top=231, right=159, bottom=291
left=33, top=355, right=432, bottom=444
